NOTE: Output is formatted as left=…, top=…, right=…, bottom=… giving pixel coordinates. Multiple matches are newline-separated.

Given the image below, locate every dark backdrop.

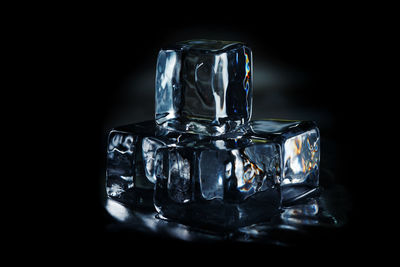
left=61, top=8, right=371, bottom=258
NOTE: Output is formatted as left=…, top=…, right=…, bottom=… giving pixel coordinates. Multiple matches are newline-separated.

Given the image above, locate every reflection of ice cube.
left=155, top=40, right=253, bottom=127
left=281, top=199, right=319, bottom=225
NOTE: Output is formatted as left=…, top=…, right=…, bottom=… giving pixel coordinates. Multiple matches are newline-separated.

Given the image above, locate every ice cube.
left=282, top=128, right=320, bottom=186
left=155, top=40, right=253, bottom=135
left=106, top=120, right=207, bottom=207
left=106, top=121, right=176, bottom=207
left=153, top=136, right=282, bottom=229
left=247, top=119, right=320, bottom=203
left=106, top=131, right=137, bottom=198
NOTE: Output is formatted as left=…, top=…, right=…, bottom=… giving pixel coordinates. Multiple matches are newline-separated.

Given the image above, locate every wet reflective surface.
left=104, top=168, right=350, bottom=246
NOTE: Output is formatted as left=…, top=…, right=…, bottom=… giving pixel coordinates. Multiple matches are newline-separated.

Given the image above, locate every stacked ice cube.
left=106, top=40, right=320, bottom=229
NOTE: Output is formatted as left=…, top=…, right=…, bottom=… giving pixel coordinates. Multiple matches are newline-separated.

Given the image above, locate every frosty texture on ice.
left=155, top=40, right=252, bottom=135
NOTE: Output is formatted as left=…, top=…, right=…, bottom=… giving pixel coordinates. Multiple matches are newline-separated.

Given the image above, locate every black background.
left=34, top=6, right=379, bottom=260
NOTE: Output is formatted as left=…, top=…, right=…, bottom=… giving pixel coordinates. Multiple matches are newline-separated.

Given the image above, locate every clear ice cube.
left=106, top=120, right=207, bottom=207
left=155, top=40, right=253, bottom=135
left=153, top=137, right=283, bottom=229
left=106, top=121, right=176, bottom=207
left=106, top=131, right=136, bottom=197
left=282, top=128, right=319, bottom=185
left=248, top=119, right=320, bottom=203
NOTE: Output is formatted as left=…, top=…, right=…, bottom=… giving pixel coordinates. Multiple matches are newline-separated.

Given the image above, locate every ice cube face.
left=155, top=40, right=253, bottom=133
left=106, top=120, right=207, bottom=207
left=153, top=138, right=281, bottom=229
left=155, top=139, right=280, bottom=202
left=249, top=120, right=320, bottom=203
left=107, top=131, right=136, bottom=197
left=282, top=128, right=320, bottom=186
left=106, top=121, right=178, bottom=207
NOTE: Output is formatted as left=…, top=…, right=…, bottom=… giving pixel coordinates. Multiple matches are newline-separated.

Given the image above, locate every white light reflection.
left=160, top=51, right=177, bottom=90
left=218, top=175, right=223, bottom=186
left=232, top=150, right=244, bottom=187
left=225, top=162, right=232, bottom=178
left=212, top=53, right=228, bottom=120
left=105, top=199, right=130, bottom=222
